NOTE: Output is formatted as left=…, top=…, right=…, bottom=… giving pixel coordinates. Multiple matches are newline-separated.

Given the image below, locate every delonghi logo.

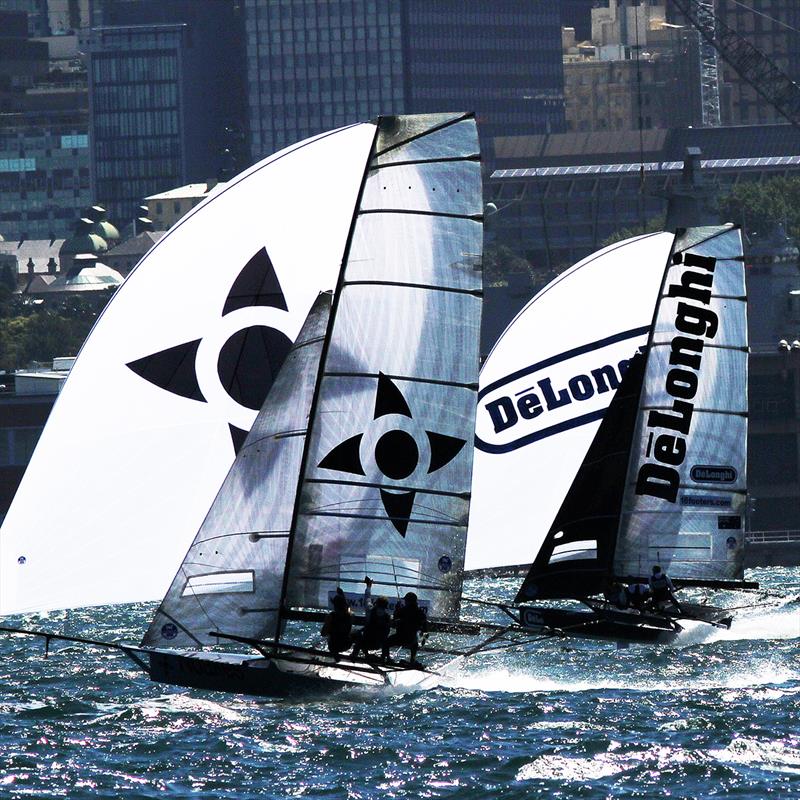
left=317, top=373, right=466, bottom=537
left=691, top=465, right=737, bottom=483
left=476, top=327, right=649, bottom=454
left=126, top=247, right=292, bottom=452
left=635, top=250, right=720, bottom=503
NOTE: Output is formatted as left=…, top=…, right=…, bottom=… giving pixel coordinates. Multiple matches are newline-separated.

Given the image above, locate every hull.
left=520, top=605, right=680, bottom=644
left=518, top=601, right=733, bottom=645
left=147, top=649, right=436, bottom=697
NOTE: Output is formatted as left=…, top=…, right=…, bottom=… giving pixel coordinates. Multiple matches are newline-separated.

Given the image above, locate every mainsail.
left=515, top=225, right=747, bottom=601
left=142, top=293, right=331, bottom=648
left=614, top=225, right=748, bottom=581
left=285, top=113, right=483, bottom=621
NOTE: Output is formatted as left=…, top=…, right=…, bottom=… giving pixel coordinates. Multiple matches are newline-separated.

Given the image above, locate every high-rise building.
left=87, top=0, right=245, bottom=226
left=244, top=0, right=565, bottom=163
left=0, top=9, right=91, bottom=241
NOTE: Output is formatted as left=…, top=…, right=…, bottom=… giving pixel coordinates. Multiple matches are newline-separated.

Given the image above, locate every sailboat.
left=0, top=113, right=485, bottom=695
left=498, top=225, right=756, bottom=643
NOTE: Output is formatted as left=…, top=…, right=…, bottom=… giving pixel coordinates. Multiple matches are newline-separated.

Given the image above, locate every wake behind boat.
left=0, top=112, right=486, bottom=697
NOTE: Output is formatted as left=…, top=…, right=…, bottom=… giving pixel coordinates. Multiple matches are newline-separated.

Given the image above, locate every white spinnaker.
left=0, top=124, right=377, bottom=615
left=466, top=232, right=674, bottom=571
left=614, top=225, right=748, bottom=581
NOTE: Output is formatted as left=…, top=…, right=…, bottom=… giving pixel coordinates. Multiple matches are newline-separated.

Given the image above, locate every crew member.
left=382, top=591, right=427, bottom=668
left=649, top=565, right=681, bottom=611
left=351, top=577, right=391, bottom=661
left=321, top=587, right=352, bottom=659
left=625, top=581, right=651, bottom=612
left=603, top=580, right=628, bottom=610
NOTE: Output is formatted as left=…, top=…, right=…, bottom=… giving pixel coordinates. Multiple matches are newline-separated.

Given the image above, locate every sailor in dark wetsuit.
left=649, top=565, right=682, bottom=612
left=382, top=591, right=427, bottom=668
left=625, top=581, right=651, bottom=612
left=321, top=587, right=352, bottom=659
left=350, top=578, right=391, bottom=662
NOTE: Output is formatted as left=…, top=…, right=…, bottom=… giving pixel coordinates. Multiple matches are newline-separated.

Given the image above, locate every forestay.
left=142, top=294, right=331, bottom=648
left=614, top=225, right=748, bottom=581
left=285, top=114, right=483, bottom=621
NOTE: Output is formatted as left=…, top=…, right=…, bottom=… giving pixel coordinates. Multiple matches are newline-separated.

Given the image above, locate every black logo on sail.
left=635, top=251, right=720, bottom=504
left=318, top=373, right=466, bottom=537
left=691, top=465, right=737, bottom=483
left=126, top=247, right=291, bottom=452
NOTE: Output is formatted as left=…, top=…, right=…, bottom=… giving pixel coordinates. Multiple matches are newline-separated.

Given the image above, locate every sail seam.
left=650, top=341, right=747, bottom=352
left=640, top=405, right=746, bottom=416
left=359, top=208, right=483, bottom=221
left=370, top=154, right=480, bottom=169
left=373, top=112, right=473, bottom=158
left=322, top=371, right=478, bottom=391
left=658, top=293, right=746, bottom=302
left=343, top=279, right=482, bottom=297
left=305, top=477, right=470, bottom=499
left=299, top=510, right=465, bottom=527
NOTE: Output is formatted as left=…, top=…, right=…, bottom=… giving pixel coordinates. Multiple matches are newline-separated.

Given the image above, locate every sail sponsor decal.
left=126, top=247, right=292, bottom=451
left=717, top=515, right=742, bottom=530
left=635, top=251, right=719, bottom=504
left=475, top=327, right=649, bottom=454
left=680, top=494, right=731, bottom=508
left=317, top=373, right=466, bottom=537
left=690, top=465, right=737, bottom=483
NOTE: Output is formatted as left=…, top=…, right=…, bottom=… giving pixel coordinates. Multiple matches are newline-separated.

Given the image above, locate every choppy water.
left=1, top=567, right=799, bottom=799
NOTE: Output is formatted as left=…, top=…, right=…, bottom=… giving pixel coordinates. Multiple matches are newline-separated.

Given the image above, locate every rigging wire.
left=725, top=0, right=800, bottom=36
left=632, top=1, right=647, bottom=230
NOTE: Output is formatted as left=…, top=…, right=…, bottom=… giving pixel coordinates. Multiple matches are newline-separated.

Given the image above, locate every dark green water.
left=1, top=568, right=798, bottom=799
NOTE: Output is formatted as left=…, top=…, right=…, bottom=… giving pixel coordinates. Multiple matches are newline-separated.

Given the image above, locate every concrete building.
left=144, top=181, right=225, bottom=231
left=244, top=0, right=565, bottom=163
left=562, top=0, right=701, bottom=133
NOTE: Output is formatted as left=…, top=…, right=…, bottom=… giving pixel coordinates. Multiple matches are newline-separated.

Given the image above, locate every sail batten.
left=285, top=115, right=482, bottom=621
left=142, top=292, right=334, bottom=648
left=613, top=225, right=748, bottom=582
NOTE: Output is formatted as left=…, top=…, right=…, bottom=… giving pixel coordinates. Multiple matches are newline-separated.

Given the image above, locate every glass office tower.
left=244, top=0, right=565, bottom=162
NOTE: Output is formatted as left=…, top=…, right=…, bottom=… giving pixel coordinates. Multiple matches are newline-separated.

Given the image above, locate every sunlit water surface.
left=1, top=567, right=799, bottom=799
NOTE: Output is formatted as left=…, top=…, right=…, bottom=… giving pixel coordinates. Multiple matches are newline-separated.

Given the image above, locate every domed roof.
left=59, top=218, right=108, bottom=256
left=87, top=205, right=120, bottom=243
left=43, top=254, right=123, bottom=293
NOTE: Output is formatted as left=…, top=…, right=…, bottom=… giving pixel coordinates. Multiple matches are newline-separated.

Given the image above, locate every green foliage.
left=718, top=176, right=800, bottom=241
left=483, top=243, right=533, bottom=286
left=0, top=289, right=115, bottom=371
left=601, top=215, right=667, bottom=248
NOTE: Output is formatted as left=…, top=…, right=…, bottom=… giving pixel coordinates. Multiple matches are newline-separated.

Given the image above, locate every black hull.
left=518, top=600, right=733, bottom=644
left=520, top=605, right=678, bottom=643
left=147, top=650, right=432, bottom=698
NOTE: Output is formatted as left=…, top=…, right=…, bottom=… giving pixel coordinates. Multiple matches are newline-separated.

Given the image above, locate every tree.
left=718, top=176, right=800, bottom=241
left=601, top=214, right=667, bottom=248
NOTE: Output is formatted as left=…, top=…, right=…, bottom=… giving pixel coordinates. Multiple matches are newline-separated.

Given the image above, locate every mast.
left=283, top=113, right=483, bottom=622
left=272, top=122, right=382, bottom=643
